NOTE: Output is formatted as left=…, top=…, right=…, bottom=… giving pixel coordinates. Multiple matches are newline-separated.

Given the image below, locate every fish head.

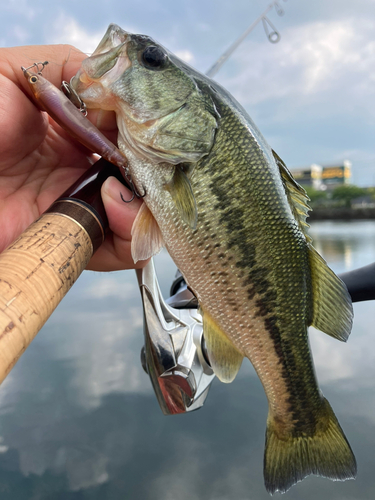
left=71, top=24, right=218, bottom=164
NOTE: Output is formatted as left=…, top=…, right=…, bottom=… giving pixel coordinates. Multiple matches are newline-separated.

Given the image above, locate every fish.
left=71, top=24, right=356, bottom=494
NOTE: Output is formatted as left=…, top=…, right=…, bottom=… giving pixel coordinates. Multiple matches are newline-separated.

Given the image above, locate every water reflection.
left=0, top=221, right=373, bottom=499
left=308, top=220, right=375, bottom=272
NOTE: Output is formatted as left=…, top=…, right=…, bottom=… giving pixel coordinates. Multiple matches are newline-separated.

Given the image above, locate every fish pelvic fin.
left=309, top=243, right=353, bottom=342
left=165, top=167, right=198, bottom=229
left=202, top=309, right=243, bottom=383
left=131, top=203, right=164, bottom=263
left=264, top=397, right=357, bottom=495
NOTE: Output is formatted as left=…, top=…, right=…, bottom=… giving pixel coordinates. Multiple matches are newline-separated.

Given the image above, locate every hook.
left=61, top=80, right=88, bottom=116
left=120, top=167, right=147, bottom=203
left=120, top=190, right=135, bottom=203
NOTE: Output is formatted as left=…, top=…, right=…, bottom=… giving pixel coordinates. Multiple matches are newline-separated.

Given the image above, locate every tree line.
left=304, top=185, right=375, bottom=209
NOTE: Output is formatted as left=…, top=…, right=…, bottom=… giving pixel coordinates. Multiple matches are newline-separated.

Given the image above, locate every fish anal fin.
left=165, top=167, right=197, bottom=229
left=202, top=309, right=243, bottom=383
left=264, top=397, right=357, bottom=494
left=309, top=243, right=353, bottom=341
left=131, top=203, right=164, bottom=263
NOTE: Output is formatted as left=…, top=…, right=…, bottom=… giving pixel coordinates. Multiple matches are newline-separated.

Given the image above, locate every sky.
left=1, top=0, right=375, bottom=185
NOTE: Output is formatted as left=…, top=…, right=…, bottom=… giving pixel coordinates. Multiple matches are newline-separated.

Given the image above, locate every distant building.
left=290, top=164, right=322, bottom=189
left=290, top=160, right=352, bottom=190
left=321, top=161, right=352, bottom=188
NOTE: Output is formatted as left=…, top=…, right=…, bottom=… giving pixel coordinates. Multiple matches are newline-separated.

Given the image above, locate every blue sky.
left=2, top=0, right=375, bottom=185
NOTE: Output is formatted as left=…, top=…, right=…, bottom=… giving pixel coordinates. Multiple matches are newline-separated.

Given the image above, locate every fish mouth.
left=91, top=23, right=129, bottom=56
left=70, top=24, right=131, bottom=110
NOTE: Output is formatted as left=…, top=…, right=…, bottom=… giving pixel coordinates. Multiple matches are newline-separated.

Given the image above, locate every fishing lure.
left=22, top=62, right=127, bottom=170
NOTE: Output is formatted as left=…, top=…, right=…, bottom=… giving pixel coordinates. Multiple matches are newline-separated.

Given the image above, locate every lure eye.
left=30, top=75, right=38, bottom=84
left=141, top=46, right=168, bottom=70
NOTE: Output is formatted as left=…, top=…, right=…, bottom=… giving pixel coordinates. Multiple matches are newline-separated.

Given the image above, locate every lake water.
left=0, top=221, right=374, bottom=499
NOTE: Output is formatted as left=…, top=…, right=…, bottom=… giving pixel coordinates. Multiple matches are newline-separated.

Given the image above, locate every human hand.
left=0, top=44, right=144, bottom=271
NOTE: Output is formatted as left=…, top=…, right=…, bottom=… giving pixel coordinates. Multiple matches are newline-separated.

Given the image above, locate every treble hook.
left=61, top=80, right=88, bottom=116
left=262, top=16, right=281, bottom=43
left=120, top=167, right=147, bottom=203
left=22, top=61, right=49, bottom=75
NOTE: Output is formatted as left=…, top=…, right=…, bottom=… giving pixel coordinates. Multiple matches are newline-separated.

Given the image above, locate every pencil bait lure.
left=21, top=63, right=127, bottom=170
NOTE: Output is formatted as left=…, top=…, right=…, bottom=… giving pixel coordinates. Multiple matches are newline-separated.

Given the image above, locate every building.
left=290, top=164, right=322, bottom=190
left=321, top=161, right=352, bottom=189
left=290, top=160, right=352, bottom=190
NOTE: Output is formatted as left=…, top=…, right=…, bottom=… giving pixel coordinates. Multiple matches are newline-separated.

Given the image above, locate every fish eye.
left=30, top=75, right=38, bottom=84
left=141, top=45, right=168, bottom=70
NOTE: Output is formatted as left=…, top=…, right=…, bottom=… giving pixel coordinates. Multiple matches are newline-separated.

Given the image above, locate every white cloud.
left=150, top=436, right=206, bottom=500
left=85, top=275, right=137, bottom=300
left=220, top=17, right=375, bottom=111
left=3, top=0, right=36, bottom=21
left=175, top=49, right=195, bottom=63
left=12, top=25, right=30, bottom=44
left=48, top=14, right=103, bottom=55
left=309, top=300, right=375, bottom=388
left=54, top=305, right=149, bottom=410
left=309, top=329, right=355, bottom=383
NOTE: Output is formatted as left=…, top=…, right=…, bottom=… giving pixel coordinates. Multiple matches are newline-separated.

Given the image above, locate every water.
left=0, top=221, right=374, bottom=499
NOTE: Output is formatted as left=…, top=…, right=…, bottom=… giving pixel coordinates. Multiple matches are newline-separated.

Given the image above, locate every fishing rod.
left=206, top=0, right=288, bottom=78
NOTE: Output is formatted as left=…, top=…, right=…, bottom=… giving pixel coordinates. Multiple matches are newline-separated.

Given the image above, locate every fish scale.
left=72, top=23, right=356, bottom=494
left=187, top=104, right=317, bottom=423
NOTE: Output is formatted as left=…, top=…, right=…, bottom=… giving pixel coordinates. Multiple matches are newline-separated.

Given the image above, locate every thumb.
left=86, top=176, right=148, bottom=271
left=101, top=176, right=143, bottom=242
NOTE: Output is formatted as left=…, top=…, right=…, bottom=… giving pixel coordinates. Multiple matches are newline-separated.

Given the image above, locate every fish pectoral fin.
left=309, top=243, right=353, bottom=341
left=202, top=309, right=243, bottom=383
left=273, top=149, right=312, bottom=239
left=264, top=398, right=356, bottom=494
left=165, top=167, right=198, bottom=229
left=131, top=203, right=164, bottom=263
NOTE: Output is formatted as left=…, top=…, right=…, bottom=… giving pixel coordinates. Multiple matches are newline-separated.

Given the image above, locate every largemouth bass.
left=71, top=24, right=356, bottom=494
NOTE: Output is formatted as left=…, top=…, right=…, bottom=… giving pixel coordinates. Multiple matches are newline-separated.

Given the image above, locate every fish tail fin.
left=264, top=397, right=356, bottom=494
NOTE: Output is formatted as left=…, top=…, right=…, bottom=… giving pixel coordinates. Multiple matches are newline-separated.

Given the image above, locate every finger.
left=0, top=72, right=48, bottom=168
left=1, top=46, right=118, bottom=138
left=86, top=176, right=148, bottom=271
left=102, top=176, right=143, bottom=240
left=1, top=45, right=86, bottom=91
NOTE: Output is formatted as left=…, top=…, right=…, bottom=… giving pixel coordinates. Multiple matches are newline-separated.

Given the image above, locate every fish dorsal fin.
left=272, top=150, right=353, bottom=341
left=308, top=243, right=353, bottom=342
left=165, top=167, right=198, bottom=229
left=272, top=150, right=312, bottom=241
left=131, top=202, right=164, bottom=263
left=202, top=309, right=244, bottom=383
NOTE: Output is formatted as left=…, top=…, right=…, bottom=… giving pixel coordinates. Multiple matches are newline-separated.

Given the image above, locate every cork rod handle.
left=0, top=212, right=94, bottom=383
left=0, top=158, right=124, bottom=385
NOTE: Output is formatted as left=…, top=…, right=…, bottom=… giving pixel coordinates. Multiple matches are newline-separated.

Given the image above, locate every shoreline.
left=307, top=207, right=375, bottom=221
